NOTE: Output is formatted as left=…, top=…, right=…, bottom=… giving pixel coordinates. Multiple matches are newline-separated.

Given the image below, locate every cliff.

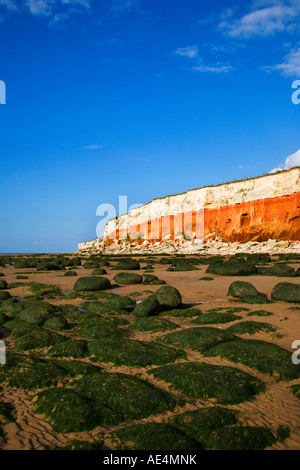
left=78, top=167, right=300, bottom=252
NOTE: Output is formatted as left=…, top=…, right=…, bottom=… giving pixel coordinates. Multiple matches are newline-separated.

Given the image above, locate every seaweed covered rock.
left=291, top=384, right=300, bottom=400
left=199, top=256, right=224, bottom=265
left=227, top=281, right=271, bottom=304
left=0, top=313, right=9, bottom=326
left=80, top=324, right=129, bottom=340
left=52, top=359, right=102, bottom=377
left=155, top=286, right=182, bottom=310
left=81, top=298, right=134, bottom=315
left=271, top=282, right=300, bottom=303
left=74, top=372, right=177, bottom=421
left=43, top=315, right=69, bottom=331
left=130, top=317, right=177, bottom=332
left=113, top=272, right=143, bottom=285
left=33, top=388, right=108, bottom=433
left=16, top=300, right=56, bottom=326
left=0, top=280, right=8, bottom=290
left=0, top=353, right=69, bottom=390
left=14, top=260, right=29, bottom=269
left=173, top=261, right=199, bottom=272
left=0, top=291, right=11, bottom=301
left=132, top=295, right=160, bottom=318
left=88, top=337, right=186, bottom=367
left=0, top=401, right=14, bottom=424
left=50, top=440, right=103, bottom=451
left=111, top=423, right=201, bottom=450
left=207, top=426, right=276, bottom=450
left=3, top=320, right=40, bottom=338
left=63, top=270, right=77, bottom=277
left=79, top=314, right=129, bottom=329
left=247, top=310, right=273, bottom=317
left=159, top=258, right=172, bottom=265
left=246, top=253, right=272, bottom=264
left=83, top=302, right=129, bottom=316
left=74, top=276, right=111, bottom=292
left=14, top=329, right=66, bottom=351
left=0, top=294, right=15, bottom=308
left=192, top=312, right=242, bottom=325
left=227, top=321, right=276, bottom=335
left=207, top=262, right=257, bottom=276
left=92, top=268, right=107, bottom=275
left=49, top=339, right=89, bottom=358
left=159, top=308, right=202, bottom=318
left=257, top=264, right=296, bottom=277
left=82, top=292, right=135, bottom=308
left=204, top=338, right=300, bottom=380
left=116, top=259, right=140, bottom=270
left=170, top=407, right=237, bottom=444
left=28, top=282, right=63, bottom=299
left=148, top=362, right=264, bottom=404
left=161, top=327, right=236, bottom=353
left=36, top=262, right=60, bottom=271
left=142, top=274, right=161, bottom=285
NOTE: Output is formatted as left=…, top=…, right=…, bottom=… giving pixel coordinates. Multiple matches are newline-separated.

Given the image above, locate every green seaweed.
left=204, top=338, right=300, bottom=380
left=88, top=337, right=186, bottom=366
left=148, top=362, right=264, bottom=404
left=207, top=425, right=276, bottom=450
left=227, top=321, right=277, bottom=335
left=160, top=327, right=236, bottom=353
left=170, top=407, right=237, bottom=444
left=130, top=317, right=177, bottom=332
left=111, top=423, right=201, bottom=450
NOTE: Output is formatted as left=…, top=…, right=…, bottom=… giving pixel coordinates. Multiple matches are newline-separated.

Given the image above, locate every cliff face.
left=103, top=168, right=300, bottom=245
left=78, top=168, right=300, bottom=252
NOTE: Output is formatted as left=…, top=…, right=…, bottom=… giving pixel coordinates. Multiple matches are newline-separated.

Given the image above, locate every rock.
left=132, top=296, right=161, bottom=318
left=227, top=281, right=271, bottom=304
left=116, top=259, right=140, bottom=270
left=271, top=282, right=300, bottom=303
left=155, top=286, right=182, bottom=309
left=74, top=276, right=111, bottom=292
left=0, top=280, right=8, bottom=290
left=113, top=273, right=143, bottom=285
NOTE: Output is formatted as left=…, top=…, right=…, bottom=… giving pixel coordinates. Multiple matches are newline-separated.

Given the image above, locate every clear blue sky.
left=0, top=0, right=299, bottom=253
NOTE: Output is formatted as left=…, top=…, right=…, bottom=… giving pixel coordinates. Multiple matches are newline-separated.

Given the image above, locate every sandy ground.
left=0, top=257, right=300, bottom=450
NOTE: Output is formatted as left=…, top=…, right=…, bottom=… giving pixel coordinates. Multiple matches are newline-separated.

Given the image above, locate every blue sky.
left=0, top=0, right=299, bottom=253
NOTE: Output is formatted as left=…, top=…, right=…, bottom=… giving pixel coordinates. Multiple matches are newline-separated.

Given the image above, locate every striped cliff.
left=78, top=167, right=300, bottom=252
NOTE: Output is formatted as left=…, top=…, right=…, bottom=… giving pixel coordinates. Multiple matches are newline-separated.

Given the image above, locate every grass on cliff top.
left=109, top=166, right=299, bottom=216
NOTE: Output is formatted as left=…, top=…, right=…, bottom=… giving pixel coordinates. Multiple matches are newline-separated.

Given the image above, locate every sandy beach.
left=0, top=253, right=299, bottom=450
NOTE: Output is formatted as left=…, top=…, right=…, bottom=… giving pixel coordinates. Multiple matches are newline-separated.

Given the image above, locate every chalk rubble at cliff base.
left=78, top=238, right=300, bottom=256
